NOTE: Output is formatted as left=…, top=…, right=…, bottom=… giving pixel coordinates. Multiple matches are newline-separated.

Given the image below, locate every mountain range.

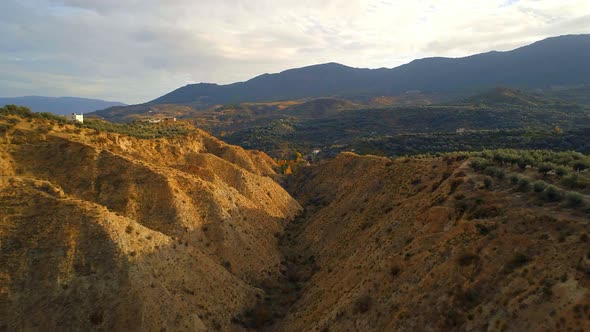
left=145, top=34, right=590, bottom=106
left=0, top=96, right=126, bottom=115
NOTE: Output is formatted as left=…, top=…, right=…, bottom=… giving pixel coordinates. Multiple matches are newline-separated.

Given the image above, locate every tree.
left=538, top=164, right=553, bottom=176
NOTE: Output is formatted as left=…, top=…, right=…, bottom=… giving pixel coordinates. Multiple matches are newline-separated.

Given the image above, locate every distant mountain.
left=148, top=34, right=590, bottom=105
left=0, top=96, right=126, bottom=115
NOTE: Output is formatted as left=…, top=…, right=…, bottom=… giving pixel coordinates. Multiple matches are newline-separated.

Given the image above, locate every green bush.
left=470, top=158, right=490, bottom=172
left=517, top=178, right=531, bottom=192
left=555, top=166, right=569, bottom=177
left=564, top=192, right=584, bottom=207
left=483, top=166, right=505, bottom=179
left=561, top=174, right=580, bottom=189
left=510, top=174, right=520, bottom=185
left=533, top=180, right=547, bottom=193
left=483, top=177, right=493, bottom=190
left=0, top=104, right=34, bottom=118
left=572, top=160, right=590, bottom=172
left=538, top=163, right=553, bottom=176
left=540, top=185, right=562, bottom=202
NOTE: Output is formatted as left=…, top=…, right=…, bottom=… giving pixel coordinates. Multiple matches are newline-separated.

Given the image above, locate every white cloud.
left=0, top=0, right=589, bottom=103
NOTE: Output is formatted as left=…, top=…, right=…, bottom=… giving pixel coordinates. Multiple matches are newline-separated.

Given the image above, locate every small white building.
left=65, top=113, right=84, bottom=123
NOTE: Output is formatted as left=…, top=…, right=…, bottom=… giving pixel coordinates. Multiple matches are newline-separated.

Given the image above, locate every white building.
left=65, top=113, right=84, bottom=123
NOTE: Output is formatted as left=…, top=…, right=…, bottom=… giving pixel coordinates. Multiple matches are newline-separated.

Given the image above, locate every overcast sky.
left=1, top=0, right=589, bottom=103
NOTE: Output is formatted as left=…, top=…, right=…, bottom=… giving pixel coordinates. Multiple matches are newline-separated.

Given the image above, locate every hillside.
left=461, top=87, right=555, bottom=106
left=0, top=107, right=301, bottom=331
left=277, top=152, right=590, bottom=331
left=141, top=34, right=590, bottom=106
left=0, top=96, right=126, bottom=115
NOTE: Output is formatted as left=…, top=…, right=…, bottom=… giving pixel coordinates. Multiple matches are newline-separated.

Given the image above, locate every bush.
left=517, top=178, right=531, bottom=192
left=0, top=104, right=33, bottom=118
left=540, top=185, right=562, bottom=202
left=565, top=192, right=584, bottom=207
left=538, top=163, right=553, bottom=176
left=470, top=158, right=490, bottom=172
left=353, top=295, right=372, bottom=314
left=483, top=177, right=493, bottom=190
left=561, top=174, right=580, bottom=189
left=483, top=166, right=505, bottom=179
left=555, top=166, right=569, bottom=177
left=533, top=180, right=547, bottom=193
left=505, top=253, right=530, bottom=273
left=572, top=160, right=590, bottom=172
left=510, top=174, right=520, bottom=185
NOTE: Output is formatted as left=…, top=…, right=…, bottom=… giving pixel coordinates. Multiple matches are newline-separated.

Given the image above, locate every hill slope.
left=0, top=96, right=126, bottom=115
left=0, top=111, right=300, bottom=331
left=277, top=152, right=589, bottom=331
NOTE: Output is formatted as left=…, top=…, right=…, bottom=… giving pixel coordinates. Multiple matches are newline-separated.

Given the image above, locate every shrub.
left=457, top=253, right=479, bottom=266
left=470, top=158, right=490, bottom=172
left=561, top=174, right=580, bottom=189
left=483, top=177, right=493, bottom=190
left=538, top=163, right=553, bottom=176
left=517, top=178, right=531, bottom=192
left=510, top=174, right=520, bottom=185
left=353, top=295, right=372, bottom=314
left=555, top=166, right=569, bottom=177
left=564, top=192, right=584, bottom=207
left=390, top=265, right=401, bottom=278
left=572, top=161, right=590, bottom=172
left=505, top=253, right=530, bottom=273
left=540, top=185, right=562, bottom=202
left=0, top=104, right=34, bottom=118
left=483, top=166, right=505, bottom=179
left=533, top=180, right=547, bottom=193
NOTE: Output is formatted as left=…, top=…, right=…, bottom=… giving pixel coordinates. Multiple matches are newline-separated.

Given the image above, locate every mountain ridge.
left=140, top=34, right=590, bottom=107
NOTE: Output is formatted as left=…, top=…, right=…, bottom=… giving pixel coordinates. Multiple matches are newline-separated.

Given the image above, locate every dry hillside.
left=278, top=153, right=589, bottom=331
left=0, top=113, right=301, bottom=331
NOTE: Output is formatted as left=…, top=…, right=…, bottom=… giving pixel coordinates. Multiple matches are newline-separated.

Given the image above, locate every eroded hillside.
left=0, top=112, right=301, bottom=331
left=278, top=153, right=589, bottom=331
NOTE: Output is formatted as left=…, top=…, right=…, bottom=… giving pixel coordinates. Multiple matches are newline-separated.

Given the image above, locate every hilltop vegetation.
left=80, top=119, right=195, bottom=139
left=1, top=104, right=195, bottom=139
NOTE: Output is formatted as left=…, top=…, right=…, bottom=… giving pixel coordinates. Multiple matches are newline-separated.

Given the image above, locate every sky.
left=1, top=0, right=589, bottom=104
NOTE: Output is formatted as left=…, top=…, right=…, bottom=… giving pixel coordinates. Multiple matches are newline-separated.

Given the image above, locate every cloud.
left=0, top=0, right=589, bottom=103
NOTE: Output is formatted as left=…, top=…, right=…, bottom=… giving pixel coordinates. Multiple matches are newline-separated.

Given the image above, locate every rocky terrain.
left=1, top=111, right=589, bottom=331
